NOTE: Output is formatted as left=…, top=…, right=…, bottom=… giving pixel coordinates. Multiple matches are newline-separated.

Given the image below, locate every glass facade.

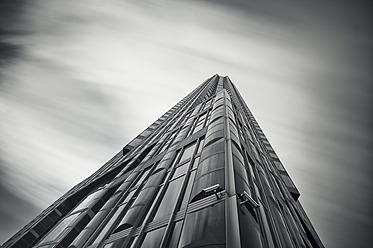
left=2, top=75, right=323, bottom=248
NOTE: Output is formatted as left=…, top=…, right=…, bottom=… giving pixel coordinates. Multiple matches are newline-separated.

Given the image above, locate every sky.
left=0, top=0, right=372, bottom=247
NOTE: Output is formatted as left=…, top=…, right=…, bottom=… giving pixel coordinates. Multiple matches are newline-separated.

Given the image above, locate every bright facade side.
left=3, top=75, right=324, bottom=248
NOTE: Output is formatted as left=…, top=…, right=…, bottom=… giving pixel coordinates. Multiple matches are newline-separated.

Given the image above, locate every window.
left=179, top=142, right=197, bottom=162
left=172, top=162, right=190, bottom=179
left=133, top=168, right=151, bottom=188
left=140, top=226, right=166, bottom=248
left=70, top=227, right=91, bottom=247
left=274, top=161, right=285, bottom=171
left=89, top=204, right=127, bottom=246
left=202, top=99, right=212, bottom=110
left=191, top=157, right=200, bottom=170
left=168, top=221, right=183, bottom=247
left=244, top=128, right=253, bottom=142
left=158, top=132, right=177, bottom=154
left=180, top=170, right=196, bottom=209
left=72, top=189, right=104, bottom=212
left=122, top=189, right=136, bottom=205
left=269, top=152, right=277, bottom=159
left=206, top=110, right=211, bottom=124
left=192, top=112, right=207, bottom=134
left=39, top=212, right=81, bottom=243
left=178, top=200, right=225, bottom=247
left=266, top=146, right=274, bottom=151
left=281, top=175, right=296, bottom=188
left=196, top=138, right=204, bottom=154
left=249, top=142, right=259, bottom=161
left=257, top=198, right=275, bottom=248
left=152, top=176, right=184, bottom=220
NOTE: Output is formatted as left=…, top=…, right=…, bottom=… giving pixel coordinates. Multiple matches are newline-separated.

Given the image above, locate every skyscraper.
left=3, top=75, right=324, bottom=248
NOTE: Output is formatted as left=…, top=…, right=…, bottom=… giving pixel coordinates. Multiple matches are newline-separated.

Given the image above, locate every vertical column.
left=222, top=89, right=241, bottom=248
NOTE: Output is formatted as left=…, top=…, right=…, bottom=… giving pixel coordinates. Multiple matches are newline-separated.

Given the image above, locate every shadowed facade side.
left=2, top=75, right=324, bottom=248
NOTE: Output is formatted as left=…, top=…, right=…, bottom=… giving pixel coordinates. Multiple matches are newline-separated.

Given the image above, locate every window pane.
left=198, top=113, right=207, bottom=122
left=196, top=139, right=204, bottom=154
left=269, top=152, right=277, bottom=159
left=191, top=157, right=200, bottom=170
left=180, top=170, right=196, bottom=209
left=179, top=142, right=196, bottom=162
left=140, top=226, right=166, bottom=248
left=153, top=176, right=184, bottom=220
left=103, top=242, right=116, bottom=248
left=168, top=221, right=183, bottom=248
left=143, top=185, right=164, bottom=222
left=122, top=190, right=136, bottom=204
left=90, top=204, right=126, bottom=246
left=73, top=189, right=103, bottom=212
left=133, top=168, right=151, bottom=187
left=192, top=123, right=203, bottom=133
left=70, top=228, right=90, bottom=247
left=274, top=161, right=285, bottom=171
left=39, top=212, right=80, bottom=243
left=172, top=162, right=189, bottom=179
left=281, top=175, right=296, bottom=188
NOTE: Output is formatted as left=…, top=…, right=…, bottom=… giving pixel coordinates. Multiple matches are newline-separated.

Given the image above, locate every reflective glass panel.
left=191, top=157, right=200, bottom=170
left=269, top=152, right=277, bottom=159
left=172, top=162, right=189, bottom=179
left=196, top=139, right=204, bottom=154
left=193, top=123, right=203, bottom=133
left=103, top=242, right=115, bottom=248
left=70, top=228, right=90, bottom=247
left=168, top=221, right=183, bottom=248
left=133, top=168, right=151, bottom=187
left=152, top=176, right=184, bottom=220
left=122, top=190, right=136, bottom=204
left=140, top=226, right=166, bottom=248
left=39, top=212, right=80, bottom=243
left=90, top=204, right=126, bottom=246
left=143, top=185, right=164, bottom=222
left=179, top=142, right=196, bottom=162
left=281, top=175, right=296, bottom=188
left=180, top=170, right=196, bottom=209
left=73, top=189, right=103, bottom=211
left=274, top=161, right=285, bottom=171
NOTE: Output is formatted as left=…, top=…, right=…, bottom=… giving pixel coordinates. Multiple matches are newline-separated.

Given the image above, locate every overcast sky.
left=0, top=0, right=372, bottom=247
